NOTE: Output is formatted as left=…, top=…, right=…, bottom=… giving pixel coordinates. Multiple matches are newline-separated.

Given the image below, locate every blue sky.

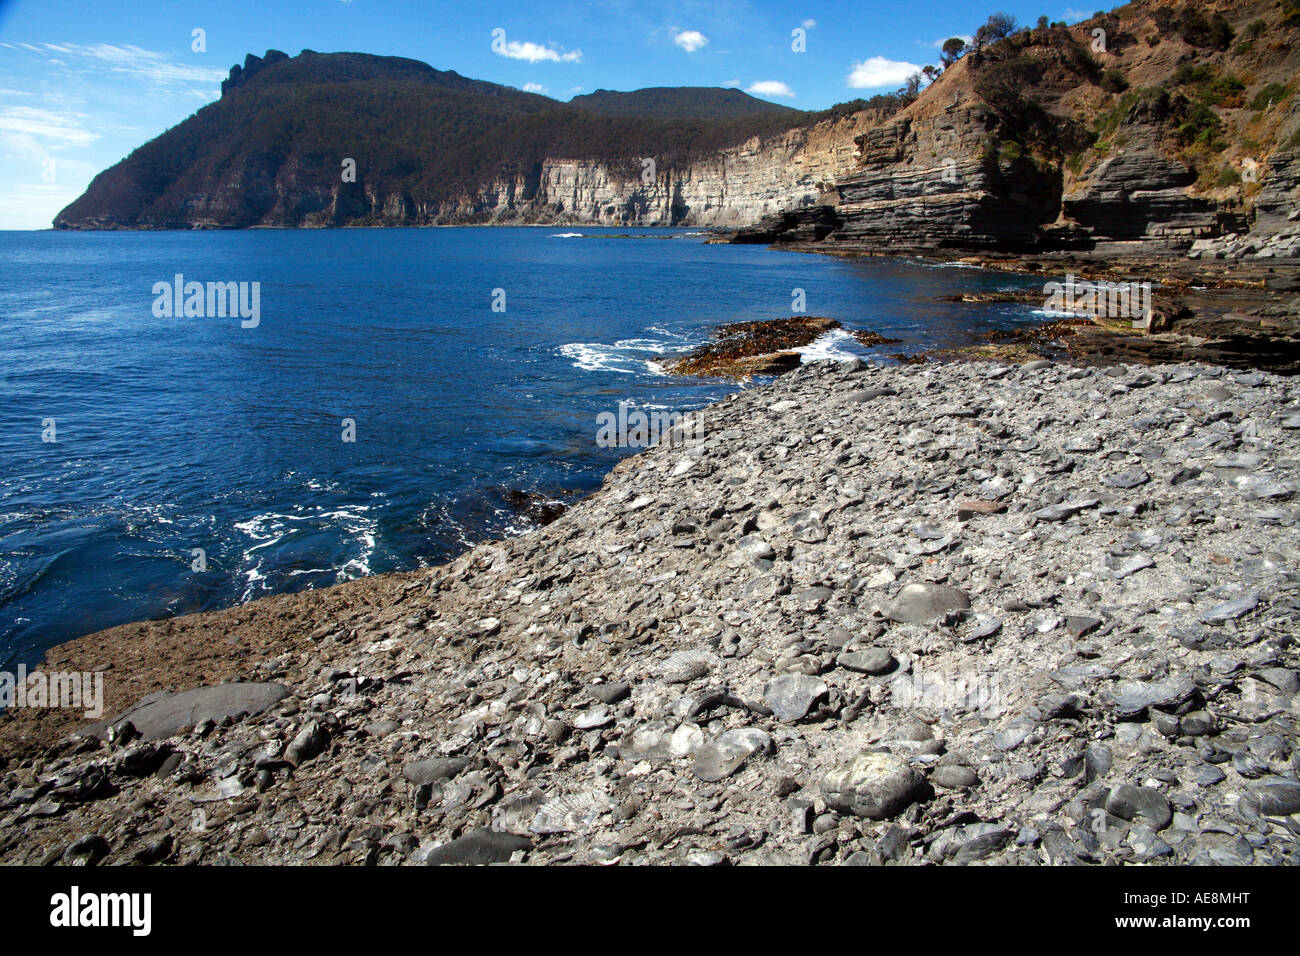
left=0, top=0, right=1100, bottom=228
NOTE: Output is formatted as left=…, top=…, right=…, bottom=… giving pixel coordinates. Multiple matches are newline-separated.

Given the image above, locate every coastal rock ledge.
left=3, top=359, right=1300, bottom=865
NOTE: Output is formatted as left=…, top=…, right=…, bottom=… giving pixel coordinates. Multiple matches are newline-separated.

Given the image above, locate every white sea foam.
left=233, top=504, right=379, bottom=599
left=549, top=232, right=584, bottom=238
left=794, top=328, right=861, bottom=363
left=559, top=330, right=701, bottom=376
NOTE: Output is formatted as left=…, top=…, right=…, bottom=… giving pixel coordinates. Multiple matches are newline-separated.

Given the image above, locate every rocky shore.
left=3, top=357, right=1300, bottom=866
left=748, top=242, right=1300, bottom=374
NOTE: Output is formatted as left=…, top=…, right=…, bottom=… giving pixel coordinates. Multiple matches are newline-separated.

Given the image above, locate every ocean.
left=0, top=226, right=1046, bottom=670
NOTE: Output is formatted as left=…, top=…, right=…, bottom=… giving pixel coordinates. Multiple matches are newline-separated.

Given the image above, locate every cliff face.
left=825, top=106, right=1062, bottom=250
left=196, top=111, right=878, bottom=229
left=735, top=1, right=1300, bottom=258
left=59, top=109, right=879, bottom=230
left=452, top=112, right=880, bottom=227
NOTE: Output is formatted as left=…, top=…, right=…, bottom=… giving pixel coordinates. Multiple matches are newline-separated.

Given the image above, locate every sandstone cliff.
left=735, top=1, right=1300, bottom=258
left=448, top=111, right=882, bottom=227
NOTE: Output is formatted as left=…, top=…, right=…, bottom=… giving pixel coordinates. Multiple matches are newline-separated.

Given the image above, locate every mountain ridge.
left=568, top=87, right=801, bottom=120
left=53, top=51, right=833, bottom=230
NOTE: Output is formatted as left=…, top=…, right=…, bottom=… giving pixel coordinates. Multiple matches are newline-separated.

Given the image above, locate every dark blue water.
left=0, top=227, right=1044, bottom=669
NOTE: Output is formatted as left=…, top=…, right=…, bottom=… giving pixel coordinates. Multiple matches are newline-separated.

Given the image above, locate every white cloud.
left=847, top=56, right=922, bottom=89
left=1064, top=8, right=1092, bottom=23
left=746, top=80, right=795, bottom=98
left=802, top=19, right=817, bottom=29
left=672, top=29, right=709, bottom=53
left=522, top=82, right=548, bottom=94
left=925, top=34, right=973, bottom=49
left=32, top=42, right=226, bottom=88
left=721, top=78, right=741, bottom=88
left=0, top=105, right=99, bottom=154
left=493, top=40, right=582, bottom=63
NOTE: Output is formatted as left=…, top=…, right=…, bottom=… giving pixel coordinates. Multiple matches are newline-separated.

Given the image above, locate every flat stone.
left=1050, top=664, right=1116, bottom=690
left=884, top=582, right=970, bottom=624
left=836, top=648, right=896, bottom=675
left=1112, top=553, right=1154, bottom=579
left=821, top=752, right=926, bottom=820
left=93, top=683, right=290, bottom=742
left=955, top=500, right=1006, bottom=520
left=1063, top=435, right=1101, bottom=453
left=693, top=728, right=771, bottom=782
left=1107, top=677, right=1197, bottom=717
left=993, top=717, right=1034, bottom=752
left=1105, top=784, right=1172, bottom=830
left=762, top=674, right=828, bottom=723
left=404, top=757, right=471, bottom=786
left=1103, top=469, right=1149, bottom=489
left=1033, top=497, right=1100, bottom=522
left=423, top=829, right=531, bottom=865
left=1085, top=743, right=1113, bottom=784
left=574, top=705, right=615, bottom=730
left=1255, top=668, right=1300, bottom=695
left=1199, top=593, right=1259, bottom=624
left=967, top=614, right=1003, bottom=640
left=846, top=387, right=899, bottom=402
left=931, top=765, right=979, bottom=790
left=949, top=826, right=1014, bottom=864
left=1194, top=764, right=1226, bottom=786
left=587, top=682, right=631, bottom=705
left=1249, top=778, right=1300, bottom=816
left=1065, top=616, right=1103, bottom=638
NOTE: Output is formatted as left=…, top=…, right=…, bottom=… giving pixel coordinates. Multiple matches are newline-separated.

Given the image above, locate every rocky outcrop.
left=221, top=50, right=289, bottom=95
left=727, top=4, right=1300, bottom=259
left=664, top=316, right=841, bottom=377
left=2, top=358, right=1298, bottom=865
left=1191, top=148, right=1300, bottom=260
left=1062, top=151, right=1219, bottom=244
left=1253, top=147, right=1300, bottom=235
left=829, top=107, right=1063, bottom=250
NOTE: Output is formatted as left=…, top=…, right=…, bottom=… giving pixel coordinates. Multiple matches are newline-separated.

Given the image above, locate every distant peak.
left=222, top=49, right=289, bottom=95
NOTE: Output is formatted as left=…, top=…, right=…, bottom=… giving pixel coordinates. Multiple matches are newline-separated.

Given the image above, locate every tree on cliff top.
left=974, top=12, right=1019, bottom=49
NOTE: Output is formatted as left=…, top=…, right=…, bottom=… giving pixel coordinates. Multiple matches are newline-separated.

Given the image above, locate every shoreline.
left=2, top=357, right=1297, bottom=865
left=774, top=242, right=1300, bottom=375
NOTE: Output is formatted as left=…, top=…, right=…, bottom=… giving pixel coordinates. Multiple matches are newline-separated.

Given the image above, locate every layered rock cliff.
left=734, top=1, right=1300, bottom=258
left=455, top=112, right=882, bottom=227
